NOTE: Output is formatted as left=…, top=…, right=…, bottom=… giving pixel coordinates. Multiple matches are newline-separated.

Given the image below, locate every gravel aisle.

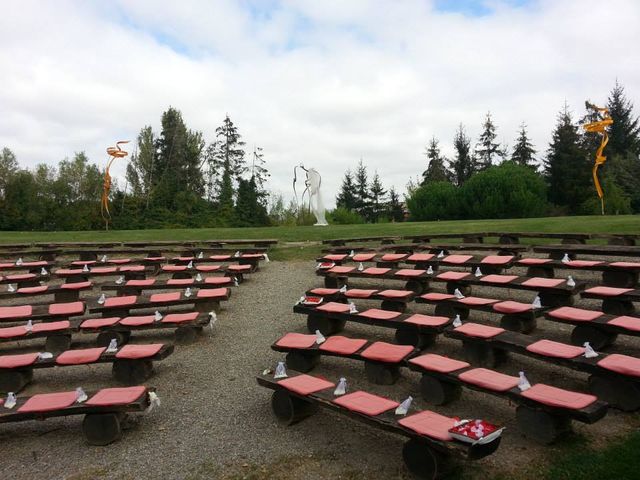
left=1, top=259, right=638, bottom=479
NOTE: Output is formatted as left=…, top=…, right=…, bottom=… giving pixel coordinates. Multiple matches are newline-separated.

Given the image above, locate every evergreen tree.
left=250, top=146, right=270, bottom=205
left=387, top=186, right=404, bottom=222
left=475, top=112, right=503, bottom=170
left=369, top=171, right=387, bottom=222
left=606, top=81, right=640, bottom=157
left=354, top=159, right=371, bottom=220
left=510, top=123, right=537, bottom=167
left=544, top=104, right=591, bottom=213
left=233, top=176, right=269, bottom=227
left=126, top=126, right=156, bottom=198
left=421, top=137, right=450, bottom=184
left=451, top=124, right=473, bottom=185
left=336, top=169, right=358, bottom=210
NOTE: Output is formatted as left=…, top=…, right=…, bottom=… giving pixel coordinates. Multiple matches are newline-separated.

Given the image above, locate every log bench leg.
left=96, top=330, right=131, bottom=348
left=123, top=272, right=146, bottom=281
left=172, top=272, right=192, bottom=279
left=538, top=292, right=574, bottom=308
left=608, top=237, right=635, bottom=246
left=526, top=266, right=554, bottom=278
left=395, top=329, right=436, bottom=349
left=285, top=351, right=320, bottom=373
left=271, top=390, right=318, bottom=426
left=499, top=235, right=519, bottom=244
left=364, top=361, right=400, bottom=385
left=570, top=325, right=617, bottom=350
left=45, top=334, right=72, bottom=353
left=0, top=368, right=33, bottom=393
left=500, top=315, right=537, bottom=334
left=420, top=374, right=462, bottom=405
left=462, top=341, right=508, bottom=368
left=402, top=438, right=450, bottom=480
left=405, top=280, right=428, bottom=295
left=445, top=282, right=471, bottom=296
left=324, top=276, right=346, bottom=289
left=233, top=273, right=245, bottom=284
left=515, top=405, right=571, bottom=444
left=54, top=290, right=81, bottom=302
left=602, top=271, right=638, bottom=289
left=112, top=359, right=154, bottom=384
left=433, top=304, right=459, bottom=319
left=380, top=300, right=407, bottom=313
left=601, top=299, right=635, bottom=316
left=175, top=326, right=199, bottom=344
left=588, top=375, right=640, bottom=412
left=549, top=251, right=575, bottom=261
left=196, top=300, right=221, bottom=313
left=307, top=315, right=345, bottom=336
left=83, top=412, right=125, bottom=446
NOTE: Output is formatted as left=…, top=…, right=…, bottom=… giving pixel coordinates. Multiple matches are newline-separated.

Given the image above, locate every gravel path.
left=2, top=259, right=640, bottom=479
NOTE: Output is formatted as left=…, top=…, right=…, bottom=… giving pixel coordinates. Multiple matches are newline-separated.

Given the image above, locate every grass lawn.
left=1, top=215, right=638, bottom=261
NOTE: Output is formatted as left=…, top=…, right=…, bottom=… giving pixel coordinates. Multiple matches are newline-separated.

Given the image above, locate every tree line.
left=0, top=109, right=271, bottom=230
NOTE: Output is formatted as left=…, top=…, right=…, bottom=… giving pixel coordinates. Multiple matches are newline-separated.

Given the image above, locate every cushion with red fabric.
left=309, top=288, right=340, bottom=296
left=517, top=258, right=553, bottom=266
left=420, top=292, right=456, bottom=301
left=17, top=286, right=48, bottom=294
left=548, top=307, right=603, bottom=323
left=115, top=344, right=163, bottom=359
left=407, top=253, right=435, bottom=262
left=492, top=301, right=534, bottom=314
left=317, top=302, right=352, bottom=314
left=150, top=292, right=181, bottom=303
left=162, top=312, right=200, bottom=324
left=363, top=267, right=391, bottom=275
left=328, top=266, right=355, bottom=274
left=358, top=309, right=401, bottom=320
left=197, top=288, right=228, bottom=299
left=454, top=323, right=505, bottom=339
left=458, top=368, right=519, bottom=392
left=520, top=384, right=597, bottom=410
left=403, top=314, right=450, bottom=327
left=526, top=340, right=585, bottom=359
left=323, top=254, right=347, bottom=261
left=353, top=253, right=376, bottom=262
left=60, top=281, right=92, bottom=290
left=394, top=269, right=427, bottom=277
left=564, top=260, right=603, bottom=268
left=196, top=265, right=221, bottom=272
left=359, top=342, right=414, bottom=363
left=442, top=255, right=473, bottom=265
left=521, top=277, right=565, bottom=288
left=480, top=274, right=518, bottom=284
left=437, top=271, right=471, bottom=281
left=204, top=276, right=232, bottom=285
left=56, top=347, right=106, bottom=365
left=457, top=296, right=499, bottom=306
left=409, top=354, right=470, bottom=373
left=345, top=289, right=378, bottom=299
left=398, top=410, right=456, bottom=441
left=0, top=305, right=32, bottom=320
left=18, top=391, right=79, bottom=413
left=596, top=354, right=640, bottom=378
left=607, top=316, right=640, bottom=332
left=32, top=320, right=71, bottom=333
left=584, top=286, right=633, bottom=297
left=380, top=253, right=408, bottom=262
left=333, top=391, right=399, bottom=416
left=378, top=289, right=413, bottom=299
left=166, top=278, right=194, bottom=286
left=481, top=255, right=514, bottom=265
left=0, top=352, right=40, bottom=369
left=126, top=279, right=156, bottom=287
left=275, top=333, right=317, bottom=349
left=48, top=301, right=84, bottom=316
left=86, top=386, right=147, bottom=406
left=104, top=296, right=137, bottom=308
left=80, top=317, right=121, bottom=329
left=319, top=336, right=367, bottom=355
left=277, top=374, right=335, bottom=396
left=120, top=315, right=155, bottom=326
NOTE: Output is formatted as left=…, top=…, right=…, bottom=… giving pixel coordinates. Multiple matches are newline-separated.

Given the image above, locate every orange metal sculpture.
left=583, top=103, right=613, bottom=215
left=102, top=141, right=129, bottom=229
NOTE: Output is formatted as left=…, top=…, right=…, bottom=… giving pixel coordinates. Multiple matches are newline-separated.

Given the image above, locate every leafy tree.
left=126, top=126, right=156, bottom=199
left=369, top=171, right=387, bottom=222
left=328, top=207, right=365, bottom=225
left=406, top=181, right=459, bottom=221
left=511, top=123, right=537, bottom=167
left=0, top=147, right=18, bottom=200
left=543, top=104, right=591, bottom=214
left=421, top=137, right=450, bottom=184
left=354, top=159, right=371, bottom=220
left=475, top=112, right=503, bottom=170
left=336, top=169, right=358, bottom=211
left=387, top=186, right=404, bottom=222
left=450, top=124, right=474, bottom=185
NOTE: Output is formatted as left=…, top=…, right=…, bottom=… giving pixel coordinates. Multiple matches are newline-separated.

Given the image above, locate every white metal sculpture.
left=294, top=164, right=328, bottom=226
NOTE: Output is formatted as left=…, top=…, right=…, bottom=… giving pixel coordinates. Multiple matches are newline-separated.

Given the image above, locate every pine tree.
left=510, top=123, right=537, bottom=167
left=336, top=170, right=358, bottom=210
left=250, top=146, right=270, bottom=206
left=354, top=159, right=371, bottom=220
left=233, top=176, right=268, bottom=227
left=451, top=124, right=473, bottom=185
left=421, top=137, right=450, bottom=184
left=126, top=126, right=156, bottom=198
left=369, top=172, right=387, bottom=222
left=606, top=81, right=640, bottom=157
left=387, top=186, right=404, bottom=222
left=544, top=104, right=591, bottom=213
left=475, top=112, right=503, bottom=170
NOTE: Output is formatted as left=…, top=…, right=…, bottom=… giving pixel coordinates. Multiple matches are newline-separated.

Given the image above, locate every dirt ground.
left=1, top=257, right=639, bottom=480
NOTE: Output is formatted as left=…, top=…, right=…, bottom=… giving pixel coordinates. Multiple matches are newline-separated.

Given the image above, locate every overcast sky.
left=1, top=0, right=638, bottom=207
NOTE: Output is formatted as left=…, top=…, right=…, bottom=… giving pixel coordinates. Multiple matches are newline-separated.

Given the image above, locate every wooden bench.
left=101, top=276, right=235, bottom=296
left=517, top=258, right=640, bottom=288
left=0, top=280, right=93, bottom=302
left=534, top=244, right=640, bottom=260
left=0, top=301, right=85, bottom=324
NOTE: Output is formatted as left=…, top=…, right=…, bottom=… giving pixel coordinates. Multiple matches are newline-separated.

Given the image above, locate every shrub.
left=406, top=181, right=460, bottom=221
left=327, top=207, right=365, bottom=225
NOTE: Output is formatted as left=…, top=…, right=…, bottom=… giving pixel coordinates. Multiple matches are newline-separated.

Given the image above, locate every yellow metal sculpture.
left=102, top=140, right=129, bottom=229
left=583, top=103, right=613, bottom=215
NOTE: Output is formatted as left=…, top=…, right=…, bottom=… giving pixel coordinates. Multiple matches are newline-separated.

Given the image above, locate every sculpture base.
left=314, top=223, right=329, bottom=227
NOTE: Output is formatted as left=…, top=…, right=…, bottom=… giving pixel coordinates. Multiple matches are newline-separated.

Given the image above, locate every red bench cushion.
left=119, top=265, right=144, bottom=272
left=162, top=265, right=186, bottom=272
left=56, top=347, right=106, bottom=365
left=607, top=316, right=640, bottom=332
left=86, top=386, right=147, bottom=406
left=526, top=340, right=585, bottom=359
left=328, top=266, right=354, bottom=274
left=204, top=276, right=232, bottom=285
left=407, top=253, right=434, bottom=262
left=398, top=410, right=456, bottom=441
left=345, top=289, right=378, bottom=299
left=317, top=302, right=351, bottom=314
left=421, top=292, right=455, bottom=301
left=458, top=368, right=519, bottom=392
left=126, top=279, right=156, bottom=287
left=323, top=254, right=347, bottom=261
left=61, top=281, right=92, bottom=290
left=520, top=384, right=597, bottom=409
left=353, top=253, right=376, bottom=262
left=209, top=255, right=231, bottom=261
left=394, top=269, right=426, bottom=277
left=381, top=254, right=407, bottom=262
left=442, top=255, right=473, bottom=264
left=437, top=271, right=471, bottom=281
left=518, top=258, right=553, bottom=265
left=162, top=312, right=200, bottom=324
left=108, top=258, right=131, bottom=264
left=104, top=296, right=137, bottom=308
left=584, top=286, right=633, bottom=297
left=610, top=262, right=640, bottom=269
left=521, top=277, right=565, bottom=288
left=548, top=307, right=603, bottom=323
left=458, top=296, right=499, bottom=306
left=565, top=260, right=603, bottom=268
left=120, top=315, right=155, bottom=326
left=197, top=288, right=228, bottom=299
left=409, top=354, right=470, bottom=373
left=276, top=333, right=317, bottom=349
left=404, top=314, right=449, bottom=327
left=378, top=290, right=413, bottom=299
left=0, top=326, right=29, bottom=339
left=360, top=342, right=414, bottom=363
left=91, top=267, right=118, bottom=274
left=278, top=374, right=335, bottom=396
left=81, top=317, right=121, bottom=329
left=32, top=320, right=71, bottom=333
left=481, top=255, right=513, bottom=265
left=0, top=305, right=32, bottom=319
left=0, top=352, right=40, bottom=369
left=197, top=265, right=221, bottom=272
left=597, top=354, right=640, bottom=378
left=17, top=286, right=48, bottom=294
left=333, top=391, right=399, bottom=416
left=358, top=309, right=401, bottom=320
left=116, top=344, right=163, bottom=359
left=309, top=288, right=339, bottom=296
left=480, top=274, right=518, bottom=284
left=49, top=301, right=84, bottom=316
left=150, top=292, right=181, bottom=303
left=319, top=336, right=367, bottom=355
left=363, top=267, right=390, bottom=275
left=7, top=273, right=37, bottom=280
left=492, top=301, right=533, bottom=314
left=454, top=323, right=505, bottom=339
left=18, top=391, right=79, bottom=413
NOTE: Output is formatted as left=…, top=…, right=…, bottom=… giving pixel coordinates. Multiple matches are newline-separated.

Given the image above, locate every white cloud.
left=0, top=0, right=638, bottom=209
